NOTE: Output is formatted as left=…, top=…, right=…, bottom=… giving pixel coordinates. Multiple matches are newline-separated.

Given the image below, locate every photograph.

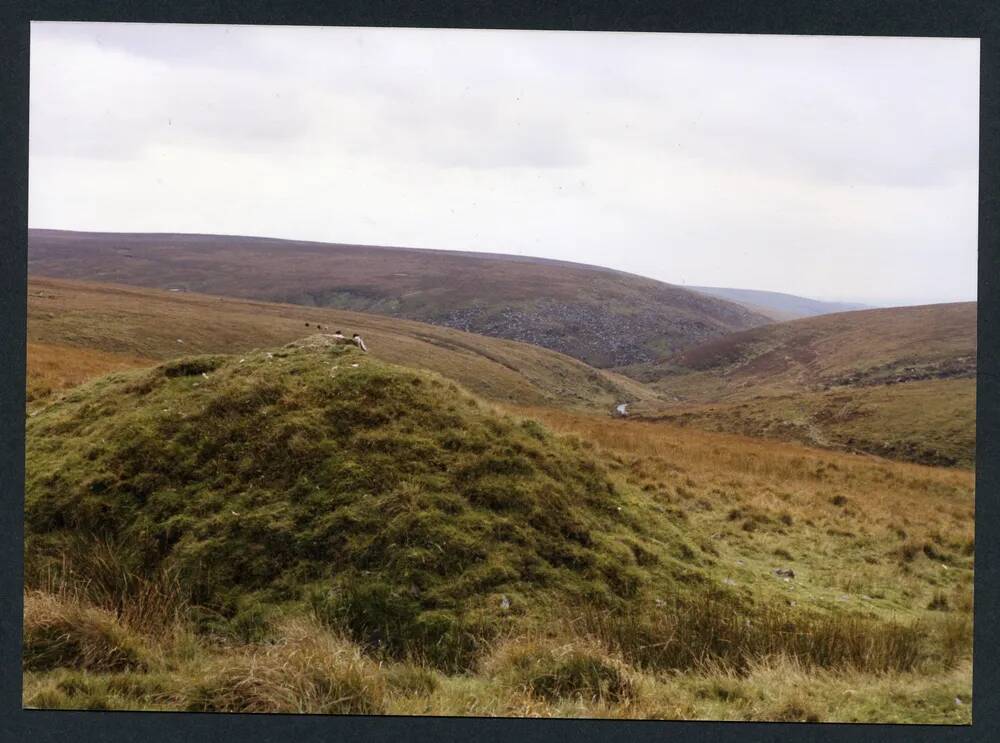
left=22, top=21, right=977, bottom=723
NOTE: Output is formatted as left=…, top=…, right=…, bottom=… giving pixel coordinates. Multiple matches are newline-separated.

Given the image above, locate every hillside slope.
left=27, top=277, right=651, bottom=411
left=628, top=304, right=977, bottom=466
left=640, top=303, right=976, bottom=397
left=28, top=229, right=771, bottom=368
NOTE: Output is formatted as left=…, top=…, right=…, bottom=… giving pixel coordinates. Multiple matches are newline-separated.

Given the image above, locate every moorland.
left=22, top=236, right=975, bottom=722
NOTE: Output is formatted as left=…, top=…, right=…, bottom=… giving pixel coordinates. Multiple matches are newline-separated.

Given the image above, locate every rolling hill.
left=28, top=229, right=771, bottom=369
left=687, top=286, right=870, bottom=322
left=26, top=277, right=652, bottom=412
left=624, top=303, right=977, bottom=466
left=644, top=302, right=976, bottom=396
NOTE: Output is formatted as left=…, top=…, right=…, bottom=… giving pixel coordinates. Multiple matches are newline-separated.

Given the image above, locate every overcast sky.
left=29, top=22, right=979, bottom=306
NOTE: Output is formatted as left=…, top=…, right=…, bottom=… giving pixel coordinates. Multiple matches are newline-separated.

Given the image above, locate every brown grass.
left=508, top=405, right=973, bottom=548
left=23, top=590, right=149, bottom=673
left=184, top=618, right=386, bottom=714
left=483, top=636, right=637, bottom=704
left=26, top=535, right=190, bottom=637
left=27, top=341, right=151, bottom=402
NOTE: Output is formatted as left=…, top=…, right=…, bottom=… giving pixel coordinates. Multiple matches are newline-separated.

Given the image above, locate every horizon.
left=30, top=225, right=981, bottom=310
left=29, top=23, right=979, bottom=307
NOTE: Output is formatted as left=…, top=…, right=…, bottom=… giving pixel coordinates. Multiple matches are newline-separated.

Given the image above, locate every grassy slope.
left=27, top=341, right=152, bottom=403
left=642, top=379, right=976, bottom=468
left=638, top=302, right=976, bottom=395
left=624, top=303, right=977, bottom=466
left=28, top=229, right=771, bottom=368
left=23, top=341, right=972, bottom=721
left=27, top=277, right=651, bottom=413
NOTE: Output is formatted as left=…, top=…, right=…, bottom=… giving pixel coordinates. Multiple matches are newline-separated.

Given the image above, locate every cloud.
left=28, top=23, right=979, bottom=305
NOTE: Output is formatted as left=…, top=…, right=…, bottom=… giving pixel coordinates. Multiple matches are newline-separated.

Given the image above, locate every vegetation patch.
left=484, top=637, right=636, bottom=704
left=184, top=619, right=386, bottom=714
left=23, top=591, right=148, bottom=673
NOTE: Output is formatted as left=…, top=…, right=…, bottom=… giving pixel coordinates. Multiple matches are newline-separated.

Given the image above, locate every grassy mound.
left=25, top=336, right=701, bottom=670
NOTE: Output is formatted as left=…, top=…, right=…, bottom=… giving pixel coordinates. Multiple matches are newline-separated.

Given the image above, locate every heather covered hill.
left=640, top=302, right=976, bottom=397
left=28, top=229, right=771, bottom=368
left=625, top=303, right=977, bottom=466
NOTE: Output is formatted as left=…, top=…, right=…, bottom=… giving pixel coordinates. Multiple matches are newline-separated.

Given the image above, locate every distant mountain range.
left=686, top=286, right=870, bottom=321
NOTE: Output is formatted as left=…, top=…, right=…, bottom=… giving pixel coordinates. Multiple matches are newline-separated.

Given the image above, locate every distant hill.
left=28, top=229, right=771, bottom=369
left=628, top=303, right=977, bottom=466
left=687, top=286, right=870, bottom=322
left=657, top=302, right=976, bottom=396
left=27, top=277, right=652, bottom=412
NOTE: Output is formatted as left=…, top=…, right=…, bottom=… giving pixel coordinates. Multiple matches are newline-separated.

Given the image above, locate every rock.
left=773, top=567, right=795, bottom=579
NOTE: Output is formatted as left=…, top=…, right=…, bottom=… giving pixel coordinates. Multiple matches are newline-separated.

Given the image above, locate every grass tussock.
left=26, top=535, right=190, bottom=637
left=184, top=618, right=386, bottom=715
left=23, top=590, right=149, bottom=673
left=483, top=636, right=636, bottom=704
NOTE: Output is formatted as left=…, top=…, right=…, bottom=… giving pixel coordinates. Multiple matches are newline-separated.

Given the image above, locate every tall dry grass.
left=571, top=597, right=926, bottom=675
left=22, top=590, right=150, bottom=673
left=506, top=404, right=974, bottom=556
left=25, top=534, right=189, bottom=638
left=183, top=618, right=386, bottom=714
